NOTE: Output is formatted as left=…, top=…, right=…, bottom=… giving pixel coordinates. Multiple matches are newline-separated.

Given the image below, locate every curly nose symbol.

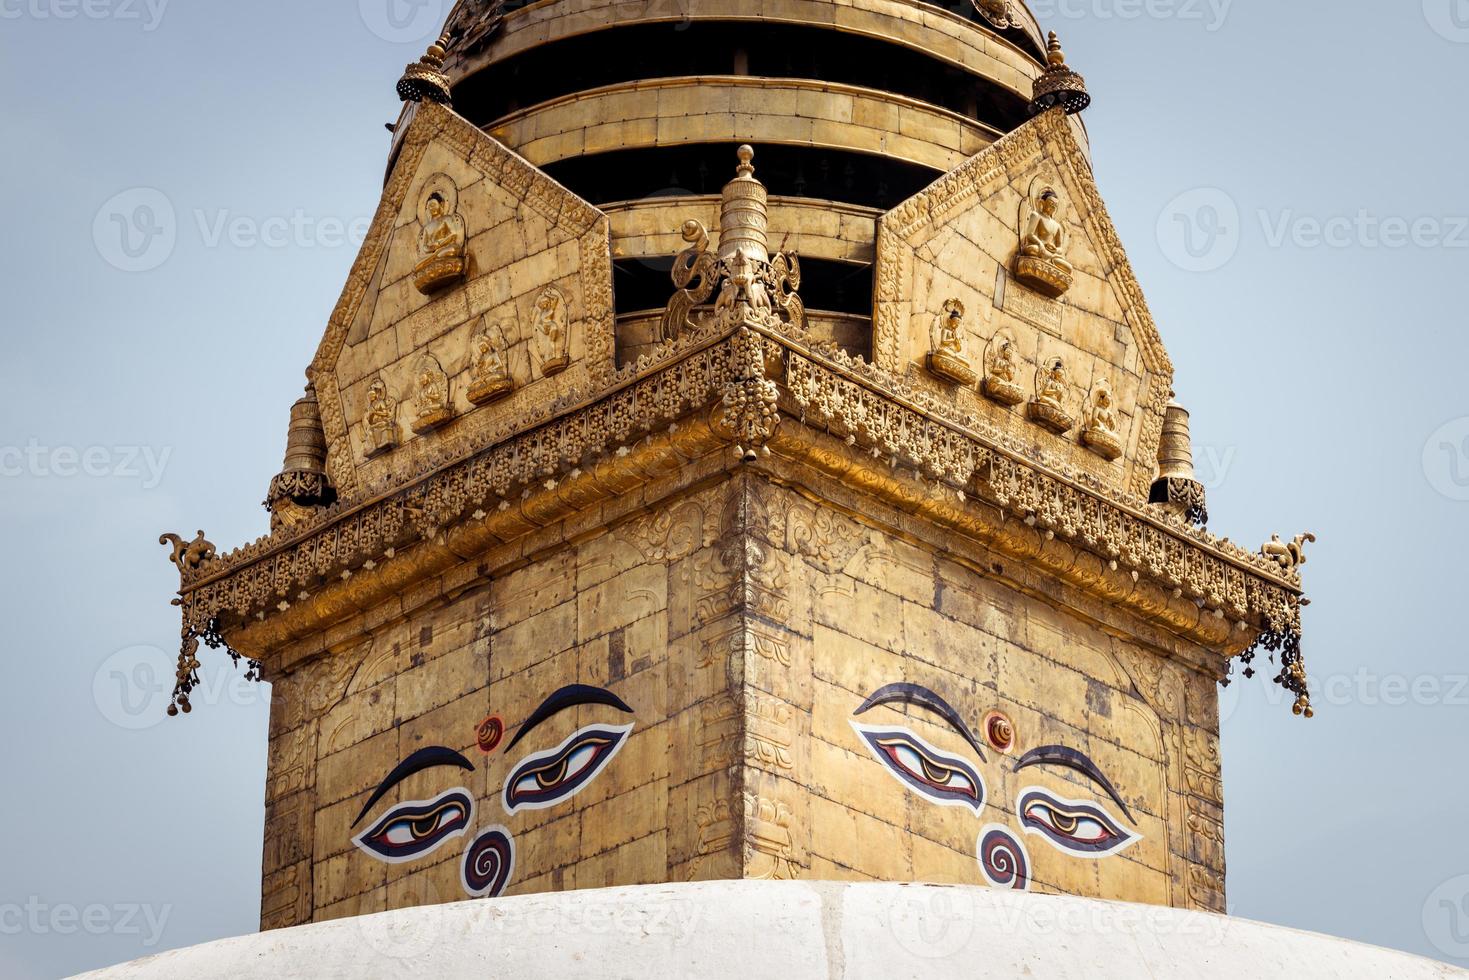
left=1174, top=205, right=1227, bottom=259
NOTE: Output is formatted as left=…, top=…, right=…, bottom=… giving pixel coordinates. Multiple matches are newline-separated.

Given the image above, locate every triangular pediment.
left=873, top=109, right=1173, bottom=498
left=308, top=102, right=614, bottom=502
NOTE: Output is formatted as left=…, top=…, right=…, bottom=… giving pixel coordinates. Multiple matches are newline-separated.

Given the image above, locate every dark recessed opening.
left=452, top=21, right=1030, bottom=133
left=545, top=143, right=940, bottom=213
left=613, top=256, right=873, bottom=320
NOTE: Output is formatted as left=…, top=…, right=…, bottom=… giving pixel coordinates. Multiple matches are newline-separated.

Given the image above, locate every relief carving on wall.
left=981, top=332, right=1026, bottom=407
left=926, top=298, right=978, bottom=386
left=362, top=376, right=399, bottom=458
left=1014, top=177, right=1074, bottom=298
left=466, top=316, right=515, bottom=405
left=410, top=353, right=454, bottom=433
left=531, top=284, right=572, bottom=377
left=1028, top=356, right=1076, bottom=434
left=1082, top=378, right=1123, bottom=461
left=413, top=175, right=469, bottom=294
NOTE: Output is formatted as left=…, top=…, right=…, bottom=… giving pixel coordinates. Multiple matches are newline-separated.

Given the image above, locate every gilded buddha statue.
left=467, top=321, right=515, bottom=405
left=982, top=334, right=1026, bottom=406
left=413, top=191, right=469, bottom=294
left=1082, top=379, right=1123, bottom=460
left=1028, top=356, right=1076, bottom=434
left=411, top=354, right=454, bottom=433
left=1014, top=184, right=1074, bottom=298
left=927, top=299, right=977, bottom=386
left=363, top=377, right=399, bottom=458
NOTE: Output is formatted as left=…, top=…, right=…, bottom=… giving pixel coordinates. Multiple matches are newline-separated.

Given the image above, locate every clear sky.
left=1, top=1, right=1467, bottom=976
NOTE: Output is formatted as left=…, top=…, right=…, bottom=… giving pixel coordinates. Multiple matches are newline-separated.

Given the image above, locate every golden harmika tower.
left=162, top=1, right=1313, bottom=928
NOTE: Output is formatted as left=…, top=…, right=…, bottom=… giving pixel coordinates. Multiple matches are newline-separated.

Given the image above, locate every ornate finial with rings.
left=398, top=34, right=454, bottom=106
left=1029, top=32, right=1091, bottom=116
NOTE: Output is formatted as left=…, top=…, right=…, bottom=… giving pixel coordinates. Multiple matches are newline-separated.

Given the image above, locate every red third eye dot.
left=476, top=714, right=505, bottom=753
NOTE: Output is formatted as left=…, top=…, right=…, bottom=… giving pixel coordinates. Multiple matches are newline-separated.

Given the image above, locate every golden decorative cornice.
left=168, top=326, right=1306, bottom=709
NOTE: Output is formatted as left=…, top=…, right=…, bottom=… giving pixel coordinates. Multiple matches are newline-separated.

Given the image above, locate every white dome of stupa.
left=75, top=880, right=1464, bottom=979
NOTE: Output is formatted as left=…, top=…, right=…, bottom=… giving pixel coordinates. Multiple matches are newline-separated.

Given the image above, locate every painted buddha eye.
left=851, top=723, right=985, bottom=812
left=502, top=723, right=634, bottom=815
left=352, top=788, right=474, bottom=863
left=1017, top=787, right=1138, bottom=857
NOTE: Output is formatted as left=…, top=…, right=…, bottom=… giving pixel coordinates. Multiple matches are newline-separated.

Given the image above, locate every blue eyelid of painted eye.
left=352, top=788, right=474, bottom=863
left=502, top=723, right=634, bottom=815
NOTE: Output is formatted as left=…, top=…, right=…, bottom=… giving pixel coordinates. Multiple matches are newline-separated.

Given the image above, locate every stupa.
left=157, top=0, right=1332, bottom=948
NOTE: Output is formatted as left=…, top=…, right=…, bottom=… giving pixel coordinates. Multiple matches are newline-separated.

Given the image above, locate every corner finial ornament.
left=160, top=530, right=216, bottom=574
left=1261, top=533, right=1316, bottom=573
left=1029, top=32, right=1091, bottom=116
left=1149, top=400, right=1207, bottom=527
left=397, top=34, right=454, bottom=107
left=659, top=146, right=806, bottom=341
left=266, top=386, right=337, bottom=533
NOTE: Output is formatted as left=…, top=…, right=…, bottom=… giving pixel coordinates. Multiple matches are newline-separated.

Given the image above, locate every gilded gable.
left=310, top=103, right=614, bottom=501
left=874, top=109, right=1172, bottom=498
